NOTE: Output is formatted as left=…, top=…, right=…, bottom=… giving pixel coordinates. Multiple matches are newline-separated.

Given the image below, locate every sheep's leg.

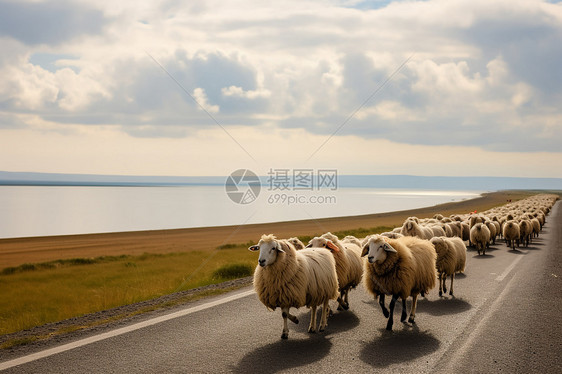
left=442, top=274, right=448, bottom=294
left=386, top=295, right=399, bottom=331
left=336, top=294, right=349, bottom=311
left=287, top=312, right=299, bottom=324
left=308, top=306, right=317, bottom=333
left=438, top=273, right=443, bottom=297
left=319, top=300, right=330, bottom=332
left=400, top=298, right=408, bottom=322
left=281, top=307, right=290, bottom=339
left=408, top=294, right=419, bottom=324
left=379, top=294, right=389, bottom=318
left=449, top=273, right=455, bottom=296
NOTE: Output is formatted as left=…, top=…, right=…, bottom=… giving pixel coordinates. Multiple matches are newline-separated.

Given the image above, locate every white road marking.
left=0, top=289, right=255, bottom=371
left=495, top=253, right=525, bottom=281
left=438, top=266, right=520, bottom=373
left=429, top=247, right=530, bottom=371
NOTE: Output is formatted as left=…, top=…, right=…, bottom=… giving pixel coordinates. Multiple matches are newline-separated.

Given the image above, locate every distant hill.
left=1, top=171, right=561, bottom=191
left=0, top=171, right=225, bottom=186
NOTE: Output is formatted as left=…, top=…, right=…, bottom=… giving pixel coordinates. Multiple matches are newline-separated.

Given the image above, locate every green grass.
left=333, top=226, right=395, bottom=239
left=0, top=249, right=256, bottom=336
left=211, top=263, right=254, bottom=281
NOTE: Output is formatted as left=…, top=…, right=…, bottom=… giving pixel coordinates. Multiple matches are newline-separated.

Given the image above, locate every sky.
left=0, top=0, right=561, bottom=178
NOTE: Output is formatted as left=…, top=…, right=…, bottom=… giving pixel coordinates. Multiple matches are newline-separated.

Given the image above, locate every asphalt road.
left=1, top=201, right=561, bottom=373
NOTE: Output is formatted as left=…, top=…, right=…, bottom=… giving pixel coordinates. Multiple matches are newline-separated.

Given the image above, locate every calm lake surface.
left=0, top=186, right=482, bottom=238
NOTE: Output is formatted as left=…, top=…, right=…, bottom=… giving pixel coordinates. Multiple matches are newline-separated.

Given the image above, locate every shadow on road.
left=231, top=309, right=360, bottom=373
left=417, top=297, right=472, bottom=316
left=231, top=335, right=332, bottom=374
left=290, top=308, right=361, bottom=335
left=359, top=327, right=440, bottom=367
left=324, top=310, right=361, bottom=335
left=472, top=253, right=495, bottom=259
left=508, top=249, right=528, bottom=255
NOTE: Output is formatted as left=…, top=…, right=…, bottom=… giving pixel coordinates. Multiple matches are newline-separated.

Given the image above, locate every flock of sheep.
left=248, top=193, right=558, bottom=339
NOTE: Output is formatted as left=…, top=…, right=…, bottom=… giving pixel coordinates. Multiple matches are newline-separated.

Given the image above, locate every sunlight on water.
left=0, top=186, right=482, bottom=238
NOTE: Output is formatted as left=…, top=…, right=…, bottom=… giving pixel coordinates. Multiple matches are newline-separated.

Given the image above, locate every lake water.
left=0, top=186, right=482, bottom=238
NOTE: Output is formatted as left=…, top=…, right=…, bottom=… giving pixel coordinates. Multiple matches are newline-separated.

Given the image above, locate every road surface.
left=1, top=201, right=561, bottom=373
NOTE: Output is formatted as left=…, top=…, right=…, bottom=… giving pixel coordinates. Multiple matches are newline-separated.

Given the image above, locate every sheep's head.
left=287, top=237, right=305, bottom=250
left=248, top=234, right=285, bottom=267
left=430, top=237, right=447, bottom=255
left=321, top=232, right=339, bottom=243
left=306, top=237, right=340, bottom=252
left=361, top=235, right=396, bottom=264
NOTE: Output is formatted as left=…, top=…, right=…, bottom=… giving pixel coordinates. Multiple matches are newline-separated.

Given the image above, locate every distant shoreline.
left=2, top=171, right=562, bottom=190
left=0, top=190, right=550, bottom=270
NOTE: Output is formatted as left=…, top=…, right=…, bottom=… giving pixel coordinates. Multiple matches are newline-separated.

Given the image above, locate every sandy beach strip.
left=0, top=190, right=536, bottom=269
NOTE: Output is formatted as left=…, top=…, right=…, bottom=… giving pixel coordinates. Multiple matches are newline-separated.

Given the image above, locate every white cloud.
left=0, top=0, right=561, bottom=175
left=192, top=87, right=219, bottom=114
left=222, top=85, right=271, bottom=99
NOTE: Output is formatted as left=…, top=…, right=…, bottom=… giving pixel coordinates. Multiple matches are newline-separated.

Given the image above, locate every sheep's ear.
left=248, top=245, right=260, bottom=252
left=361, top=243, right=369, bottom=257
left=383, top=243, right=397, bottom=253
left=326, top=240, right=340, bottom=253
left=276, top=242, right=286, bottom=253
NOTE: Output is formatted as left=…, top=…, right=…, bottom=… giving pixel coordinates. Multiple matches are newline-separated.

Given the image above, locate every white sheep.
left=342, top=235, right=362, bottom=247
left=450, top=222, right=463, bottom=238
left=441, top=223, right=454, bottom=237
left=503, top=220, right=520, bottom=250
left=380, top=231, right=404, bottom=239
left=492, top=221, right=501, bottom=239
left=401, top=219, right=433, bottom=240
left=470, top=223, right=491, bottom=256
left=531, top=218, right=541, bottom=238
left=249, top=234, right=338, bottom=339
left=307, top=232, right=363, bottom=311
left=469, top=215, right=484, bottom=228
left=429, top=225, right=446, bottom=237
left=519, top=219, right=533, bottom=247
left=362, top=235, right=437, bottom=330
left=485, top=220, right=497, bottom=245
left=430, top=236, right=466, bottom=297
left=287, top=237, right=305, bottom=250
left=461, top=222, right=471, bottom=243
